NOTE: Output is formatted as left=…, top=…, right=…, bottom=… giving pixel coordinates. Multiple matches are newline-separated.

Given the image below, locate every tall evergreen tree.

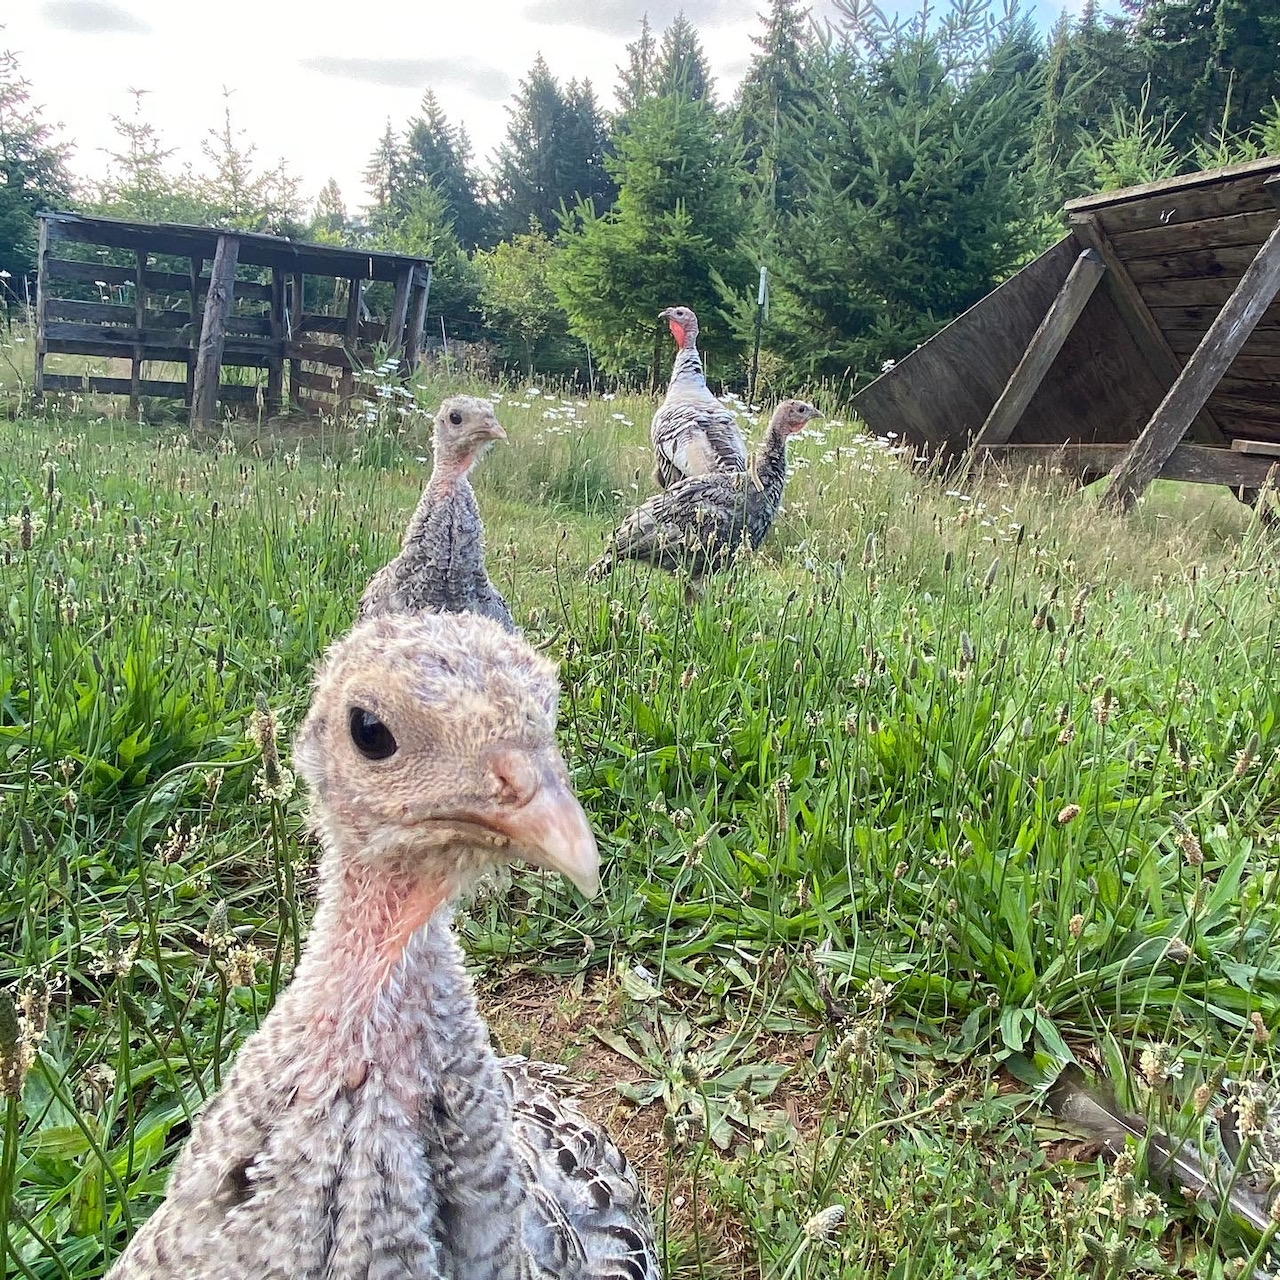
left=403, top=90, right=491, bottom=249
left=553, top=82, right=750, bottom=377
left=363, top=119, right=408, bottom=240
left=94, top=88, right=204, bottom=223
left=1124, top=0, right=1280, bottom=148
left=615, top=15, right=657, bottom=121
left=655, top=13, right=715, bottom=104
left=311, top=178, right=348, bottom=240
left=0, top=38, right=72, bottom=288
left=764, top=4, right=1045, bottom=381
left=735, top=0, right=818, bottom=231
left=198, top=89, right=302, bottom=234
left=491, top=55, right=612, bottom=237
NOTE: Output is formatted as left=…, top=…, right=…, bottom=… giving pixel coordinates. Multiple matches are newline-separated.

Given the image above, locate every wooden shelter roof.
left=40, top=211, right=433, bottom=285
left=850, top=157, right=1280, bottom=512
left=1064, top=156, right=1280, bottom=447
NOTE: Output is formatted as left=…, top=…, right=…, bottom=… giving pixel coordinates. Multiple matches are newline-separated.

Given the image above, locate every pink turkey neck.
left=287, top=851, right=453, bottom=1090
left=669, top=318, right=698, bottom=350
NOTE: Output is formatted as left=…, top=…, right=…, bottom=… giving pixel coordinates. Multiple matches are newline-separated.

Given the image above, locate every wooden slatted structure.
left=850, top=157, right=1280, bottom=512
left=33, top=211, right=434, bottom=429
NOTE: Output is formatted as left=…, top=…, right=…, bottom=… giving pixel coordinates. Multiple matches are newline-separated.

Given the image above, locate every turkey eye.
left=349, top=707, right=397, bottom=760
left=448, top=410, right=463, bottom=426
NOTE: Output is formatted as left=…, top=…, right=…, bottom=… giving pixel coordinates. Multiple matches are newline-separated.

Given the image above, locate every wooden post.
left=190, top=234, right=239, bottom=436
left=130, top=250, right=146, bottom=415
left=33, top=216, right=48, bottom=401
left=266, top=267, right=285, bottom=413
left=968, top=249, right=1105, bottom=455
left=339, top=276, right=361, bottom=409
left=288, top=273, right=304, bottom=408
left=404, top=265, right=431, bottom=374
left=1070, top=213, right=1227, bottom=447
left=1101, top=216, right=1280, bottom=512
left=386, top=265, right=413, bottom=355
left=186, top=255, right=203, bottom=407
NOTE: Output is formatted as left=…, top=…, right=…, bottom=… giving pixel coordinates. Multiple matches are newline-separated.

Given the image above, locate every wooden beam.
left=386, top=265, right=412, bottom=353
left=339, top=277, right=362, bottom=408
left=979, top=442, right=1280, bottom=489
left=1267, top=175, right=1280, bottom=210
left=1070, top=213, right=1227, bottom=446
left=34, top=217, right=48, bottom=400
left=405, top=263, right=431, bottom=374
left=266, top=268, right=284, bottom=412
left=288, top=273, right=304, bottom=409
left=190, top=234, right=239, bottom=435
left=968, top=249, right=1104, bottom=454
left=1101, top=216, right=1280, bottom=512
left=131, top=250, right=146, bottom=414
left=186, top=255, right=202, bottom=407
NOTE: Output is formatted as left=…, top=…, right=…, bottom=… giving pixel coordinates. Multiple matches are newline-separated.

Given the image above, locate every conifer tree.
left=655, top=13, right=715, bottom=104
left=198, top=89, right=302, bottom=233
left=363, top=119, right=408, bottom=240
left=0, top=37, right=72, bottom=286
left=491, top=55, right=612, bottom=237
left=615, top=15, right=657, bottom=122
left=403, top=90, right=491, bottom=249
left=95, top=88, right=204, bottom=223
left=553, top=74, right=750, bottom=377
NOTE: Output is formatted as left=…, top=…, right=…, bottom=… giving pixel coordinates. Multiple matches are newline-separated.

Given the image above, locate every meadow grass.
left=2, top=369, right=1280, bottom=1278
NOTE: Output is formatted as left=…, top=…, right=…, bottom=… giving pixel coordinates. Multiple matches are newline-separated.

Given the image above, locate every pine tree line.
left=2, top=2, right=1278, bottom=385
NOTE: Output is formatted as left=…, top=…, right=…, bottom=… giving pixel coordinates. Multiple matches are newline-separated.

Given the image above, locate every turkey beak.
left=658, top=308, right=673, bottom=321
left=488, top=763, right=600, bottom=898
left=483, top=417, right=507, bottom=442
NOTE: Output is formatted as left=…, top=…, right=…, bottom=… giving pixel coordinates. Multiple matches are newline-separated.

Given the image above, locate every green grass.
left=2, top=372, right=1280, bottom=1278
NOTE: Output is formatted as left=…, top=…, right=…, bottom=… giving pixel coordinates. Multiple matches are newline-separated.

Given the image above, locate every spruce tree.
left=553, top=81, right=750, bottom=377
left=363, top=119, right=408, bottom=240
left=655, top=14, right=715, bottom=104
left=95, top=89, right=205, bottom=223
left=311, top=179, right=348, bottom=241
left=403, top=90, right=491, bottom=249
left=198, top=89, right=302, bottom=234
left=491, top=55, right=612, bottom=237
left=615, top=15, right=657, bottom=122
left=765, top=3, right=1045, bottom=381
left=0, top=40, right=72, bottom=287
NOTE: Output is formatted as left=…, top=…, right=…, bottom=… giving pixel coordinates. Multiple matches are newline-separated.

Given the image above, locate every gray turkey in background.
left=649, top=305, right=747, bottom=489
left=106, top=613, right=661, bottom=1280
left=591, top=398, right=820, bottom=588
left=360, top=395, right=515, bottom=631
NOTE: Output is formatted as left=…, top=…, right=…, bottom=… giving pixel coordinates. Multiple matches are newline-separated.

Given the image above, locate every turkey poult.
left=649, top=305, right=747, bottom=489
left=106, top=613, right=660, bottom=1280
left=590, top=398, right=820, bottom=588
left=359, top=395, right=515, bottom=632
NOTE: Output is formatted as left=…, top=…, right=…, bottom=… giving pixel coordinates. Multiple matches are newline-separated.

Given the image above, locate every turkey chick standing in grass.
left=649, top=305, right=748, bottom=489
left=106, top=612, right=661, bottom=1280
left=590, top=398, right=820, bottom=592
left=359, top=394, right=515, bottom=631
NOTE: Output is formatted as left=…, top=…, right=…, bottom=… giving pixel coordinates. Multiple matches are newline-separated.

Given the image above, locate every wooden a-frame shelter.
left=33, top=211, right=434, bottom=428
left=850, top=157, right=1280, bottom=512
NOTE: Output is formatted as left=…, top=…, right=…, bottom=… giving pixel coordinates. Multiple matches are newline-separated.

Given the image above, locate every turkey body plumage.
left=650, top=309, right=747, bottom=489
left=360, top=473, right=514, bottom=631
left=104, top=614, right=660, bottom=1280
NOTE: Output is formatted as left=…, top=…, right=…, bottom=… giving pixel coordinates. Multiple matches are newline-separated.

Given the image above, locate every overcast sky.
left=10, top=0, right=1095, bottom=216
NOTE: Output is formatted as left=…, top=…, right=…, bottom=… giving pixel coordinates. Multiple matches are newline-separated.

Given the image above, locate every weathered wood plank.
left=34, top=215, right=48, bottom=399
left=44, top=335, right=273, bottom=368
left=1111, top=209, right=1278, bottom=261
left=1101, top=216, right=1280, bottom=511
left=190, top=234, right=240, bottom=433
left=1125, top=244, right=1262, bottom=284
left=1070, top=213, right=1227, bottom=446
left=1064, top=157, right=1280, bottom=216
left=187, top=255, right=202, bottom=407
left=969, top=249, right=1105, bottom=453
left=1169, top=327, right=1280, bottom=356
left=405, top=269, right=431, bottom=374
left=1210, top=392, right=1280, bottom=424
left=131, top=250, right=146, bottom=412
left=288, top=273, right=304, bottom=408
left=982, top=442, right=1280, bottom=488
left=1230, top=437, right=1280, bottom=457
left=43, top=256, right=273, bottom=301
left=267, top=268, right=284, bottom=412
left=295, top=368, right=340, bottom=395
left=1139, top=276, right=1260, bottom=308
left=386, top=264, right=413, bottom=352
left=340, top=277, right=362, bottom=404
left=1147, top=302, right=1280, bottom=330
left=1077, top=168, right=1280, bottom=238
left=1218, top=375, right=1280, bottom=402
left=40, top=373, right=260, bottom=401
left=286, top=340, right=355, bottom=370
